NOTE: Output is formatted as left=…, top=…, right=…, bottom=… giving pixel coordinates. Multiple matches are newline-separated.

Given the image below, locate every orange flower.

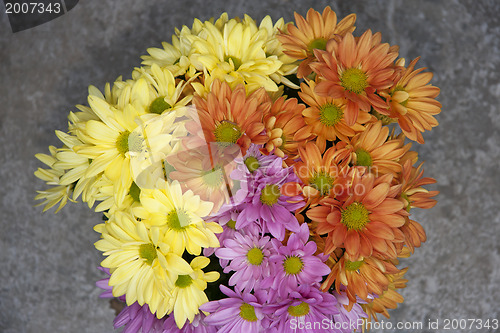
left=278, top=7, right=356, bottom=78
left=381, top=57, right=441, bottom=143
left=307, top=168, right=407, bottom=260
left=363, top=268, right=408, bottom=322
left=165, top=144, right=239, bottom=215
left=192, top=80, right=271, bottom=155
left=335, top=122, right=409, bottom=176
left=293, top=142, right=347, bottom=206
left=263, top=96, right=312, bottom=161
left=299, top=80, right=373, bottom=152
left=310, top=30, right=399, bottom=125
left=321, top=252, right=399, bottom=306
left=395, top=160, right=437, bottom=253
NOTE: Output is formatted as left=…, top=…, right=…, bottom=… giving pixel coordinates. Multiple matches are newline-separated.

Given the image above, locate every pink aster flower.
left=162, top=313, right=216, bottom=333
left=234, top=156, right=305, bottom=241
left=262, top=223, right=330, bottom=298
left=200, top=285, right=269, bottom=332
left=264, top=284, right=340, bottom=333
left=215, top=232, right=274, bottom=292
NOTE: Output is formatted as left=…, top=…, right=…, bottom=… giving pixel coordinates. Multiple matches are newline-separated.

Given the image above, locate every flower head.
left=311, top=30, right=399, bottom=125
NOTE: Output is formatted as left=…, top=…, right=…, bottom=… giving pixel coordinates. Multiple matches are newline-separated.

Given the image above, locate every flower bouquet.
left=35, top=7, right=441, bottom=332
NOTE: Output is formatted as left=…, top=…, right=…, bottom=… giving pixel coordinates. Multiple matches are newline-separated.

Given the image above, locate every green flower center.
left=244, top=156, right=260, bottom=173
left=214, top=121, right=242, bottom=145
left=341, top=202, right=370, bottom=230
left=139, top=243, right=157, bottom=266
left=226, top=219, right=236, bottom=229
left=224, top=55, right=242, bottom=70
left=116, top=131, right=130, bottom=156
left=372, top=110, right=396, bottom=125
left=308, top=38, right=328, bottom=52
left=149, top=96, right=172, bottom=114
left=340, top=68, right=368, bottom=94
left=247, top=247, right=264, bottom=266
left=239, top=303, right=258, bottom=322
left=260, top=184, right=280, bottom=206
left=201, top=166, right=225, bottom=188
left=345, top=260, right=364, bottom=271
left=129, top=181, right=141, bottom=202
left=283, top=256, right=303, bottom=275
left=309, top=172, right=334, bottom=195
left=162, top=160, right=176, bottom=180
left=287, top=302, right=310, bottom=317
left=116, top=130, right=143, bottom=156
left=355, top=148, right=373, bottom=167
left=167, top=209, right=191, bottom=230
left=175, top=274, right=193, bottom=288
left=319, top=103, right=344, bottom=126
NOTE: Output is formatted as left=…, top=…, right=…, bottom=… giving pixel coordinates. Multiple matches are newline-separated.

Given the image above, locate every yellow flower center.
left=167, top=209, right=191, bottom=230
left=340, top=68, right=368, bottom=94
left=244, top=156, right=260, bottom=173
left=345, top=259, right=364, bottom=271
left=149, top=96, right=172, bottom=114
left=175, top=274, right=193, bottom=288
left=116, top=130, right=143, bottom=156
left=239, top=303, right=258, bottom=322
left=129, top=181, right=141, bottom=202
left=341, top=202, right=370, bottom=230
left=214, top=121, right=242, bottom=145
left=224, top=55, right=242, bottom=70
left=201, top=166, right=225, bottom=188
left=246, top=247, right=264, bottom=266
left=287, top=302, right=310, bottom=317
left=355, top=148, right=373, bottom=167
left=260, top=184, right=280, bottom=206
left=139, top=243, right=157, bottom=266
left=283, top=256, right=303, bottom=275
left=226, top=219, right=237, bottom=229
left=309, top=172, right=334, bottom=195
left=308, top=38, right=328, bottom=52
left=319, top=103, right=344, bottom=126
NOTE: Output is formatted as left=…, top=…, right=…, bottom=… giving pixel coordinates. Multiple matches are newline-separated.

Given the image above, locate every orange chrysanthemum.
left=293, top=142, right=347, bottom=206
left=362, top=268, right=408, bottom=322
left=307, top=168, right=407, bottom=260
left=263, top=96, right=312, bottom=161
left=381, top=57, right=441, bottom=143
left=278, top=7, right=356, bottom=78
left=321, top=252, right=399, bottom=306
left=334, top=122, right=409, bottom=176
left=310, top=30, right=399, bottom=125
left=299, top=80, right=373, bottom=152
left=192, top=80, right=271, bottom=155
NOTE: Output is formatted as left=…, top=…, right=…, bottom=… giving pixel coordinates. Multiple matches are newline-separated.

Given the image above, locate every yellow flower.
left=94, top=212, right=193, bottom=311
left=133, top=180, right=222, bottom=255
left=190, top=18, right=283, bottom=93
left=167, top=256, right=219, bottom=328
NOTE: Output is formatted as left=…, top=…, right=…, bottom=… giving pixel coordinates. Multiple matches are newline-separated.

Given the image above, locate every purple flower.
left=264, top=284, right=340, bottom=333
left=162, top=313, right=216, bottom=333
left=231, top=144, right=276, bottom=179
left=204, top=207, right=260, bottom=268
left=215, top=232, right=274, bottom=292
left=234, top=156, right=305, bottom=241
left=262, top=223, right=330, bottom=298
left=330, top=290, right=368, bottom=333
left=200, top=285, right=269, bottom=332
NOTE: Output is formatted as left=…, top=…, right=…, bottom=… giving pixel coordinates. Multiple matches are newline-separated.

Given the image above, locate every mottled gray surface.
left=0, top=0, right=499, bottom=332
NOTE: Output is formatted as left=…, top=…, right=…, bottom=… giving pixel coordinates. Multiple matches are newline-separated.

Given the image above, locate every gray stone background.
left=0, top=0, right=499, bottom=332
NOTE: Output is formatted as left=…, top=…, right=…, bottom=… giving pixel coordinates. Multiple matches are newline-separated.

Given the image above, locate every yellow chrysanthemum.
left=190, top=18, right=283, bottom=93
left=133, top=180, right=222, bottom=255
left=94, top=212, right=193, bottom=312
left=167, top=256, right=220, bottom=328
left=141, top=13, right=230, bottom=77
